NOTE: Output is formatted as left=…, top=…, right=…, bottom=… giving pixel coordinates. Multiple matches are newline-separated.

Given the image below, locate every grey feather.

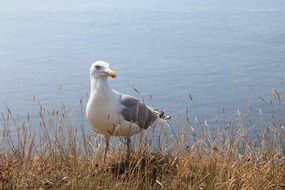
left=120, top=94, right=158, bottom=129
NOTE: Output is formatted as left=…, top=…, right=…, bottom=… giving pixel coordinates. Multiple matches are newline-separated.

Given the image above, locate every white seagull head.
left=90, top=61, right=117, bottom=80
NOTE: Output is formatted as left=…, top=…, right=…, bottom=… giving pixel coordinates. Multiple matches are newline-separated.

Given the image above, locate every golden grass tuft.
left=0, top=91, right=285, bottom=189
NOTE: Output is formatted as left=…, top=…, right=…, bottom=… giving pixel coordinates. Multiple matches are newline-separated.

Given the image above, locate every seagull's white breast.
left=86, top=89, right=141, bottom=137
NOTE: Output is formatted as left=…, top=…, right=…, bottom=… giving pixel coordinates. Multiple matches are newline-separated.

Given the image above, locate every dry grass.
left=0, top=90, right=285, bottom=190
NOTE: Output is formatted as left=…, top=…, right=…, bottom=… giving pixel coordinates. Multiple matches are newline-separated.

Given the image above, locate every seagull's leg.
left=126, top=137, right=131, bottom=161
left=104, top=136, right=110, bottom=162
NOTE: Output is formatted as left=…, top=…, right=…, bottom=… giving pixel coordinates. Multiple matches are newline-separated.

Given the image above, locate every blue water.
left=0, top=0, right=285, bottom=128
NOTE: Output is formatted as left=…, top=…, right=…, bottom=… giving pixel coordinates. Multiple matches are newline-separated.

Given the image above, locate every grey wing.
left=119, top=94, right=158, bottom=129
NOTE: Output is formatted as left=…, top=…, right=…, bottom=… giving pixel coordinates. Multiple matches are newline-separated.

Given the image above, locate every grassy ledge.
left=0, top=92, right=285, bottom=190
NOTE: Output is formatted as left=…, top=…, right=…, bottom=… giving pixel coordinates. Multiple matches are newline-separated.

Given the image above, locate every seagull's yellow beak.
left=105, top=69, right=117, bottom=78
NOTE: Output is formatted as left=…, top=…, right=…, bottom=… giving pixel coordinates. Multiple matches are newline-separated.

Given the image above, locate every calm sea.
left=0, top=0, right=285, bottom=128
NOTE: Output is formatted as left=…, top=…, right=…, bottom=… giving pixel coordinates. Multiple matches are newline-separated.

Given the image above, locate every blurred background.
left=0, top=0, right=284, bottom=129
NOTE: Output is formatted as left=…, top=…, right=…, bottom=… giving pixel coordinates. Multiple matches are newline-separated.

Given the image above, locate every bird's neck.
left=90, top=78, right=113, bottom=97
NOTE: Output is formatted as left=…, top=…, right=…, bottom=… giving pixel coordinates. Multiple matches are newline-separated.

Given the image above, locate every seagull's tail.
left=153, top=108, right=171, bottom=127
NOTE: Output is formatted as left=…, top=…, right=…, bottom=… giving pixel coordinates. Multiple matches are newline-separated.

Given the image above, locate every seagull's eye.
left=95, top=65, right=102, bottom=70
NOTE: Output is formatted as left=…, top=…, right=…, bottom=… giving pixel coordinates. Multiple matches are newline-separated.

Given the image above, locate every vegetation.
left=0, top=90, right=285, bottom=190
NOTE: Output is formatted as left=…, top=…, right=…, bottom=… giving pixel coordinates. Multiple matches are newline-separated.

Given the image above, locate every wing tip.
left=161, top=115, right=171, bottom=120
left=154, top=108, right=171, bottom=120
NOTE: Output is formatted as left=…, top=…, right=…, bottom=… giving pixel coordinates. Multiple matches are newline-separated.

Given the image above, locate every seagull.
left=86, top=61, right=171, bottom=161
